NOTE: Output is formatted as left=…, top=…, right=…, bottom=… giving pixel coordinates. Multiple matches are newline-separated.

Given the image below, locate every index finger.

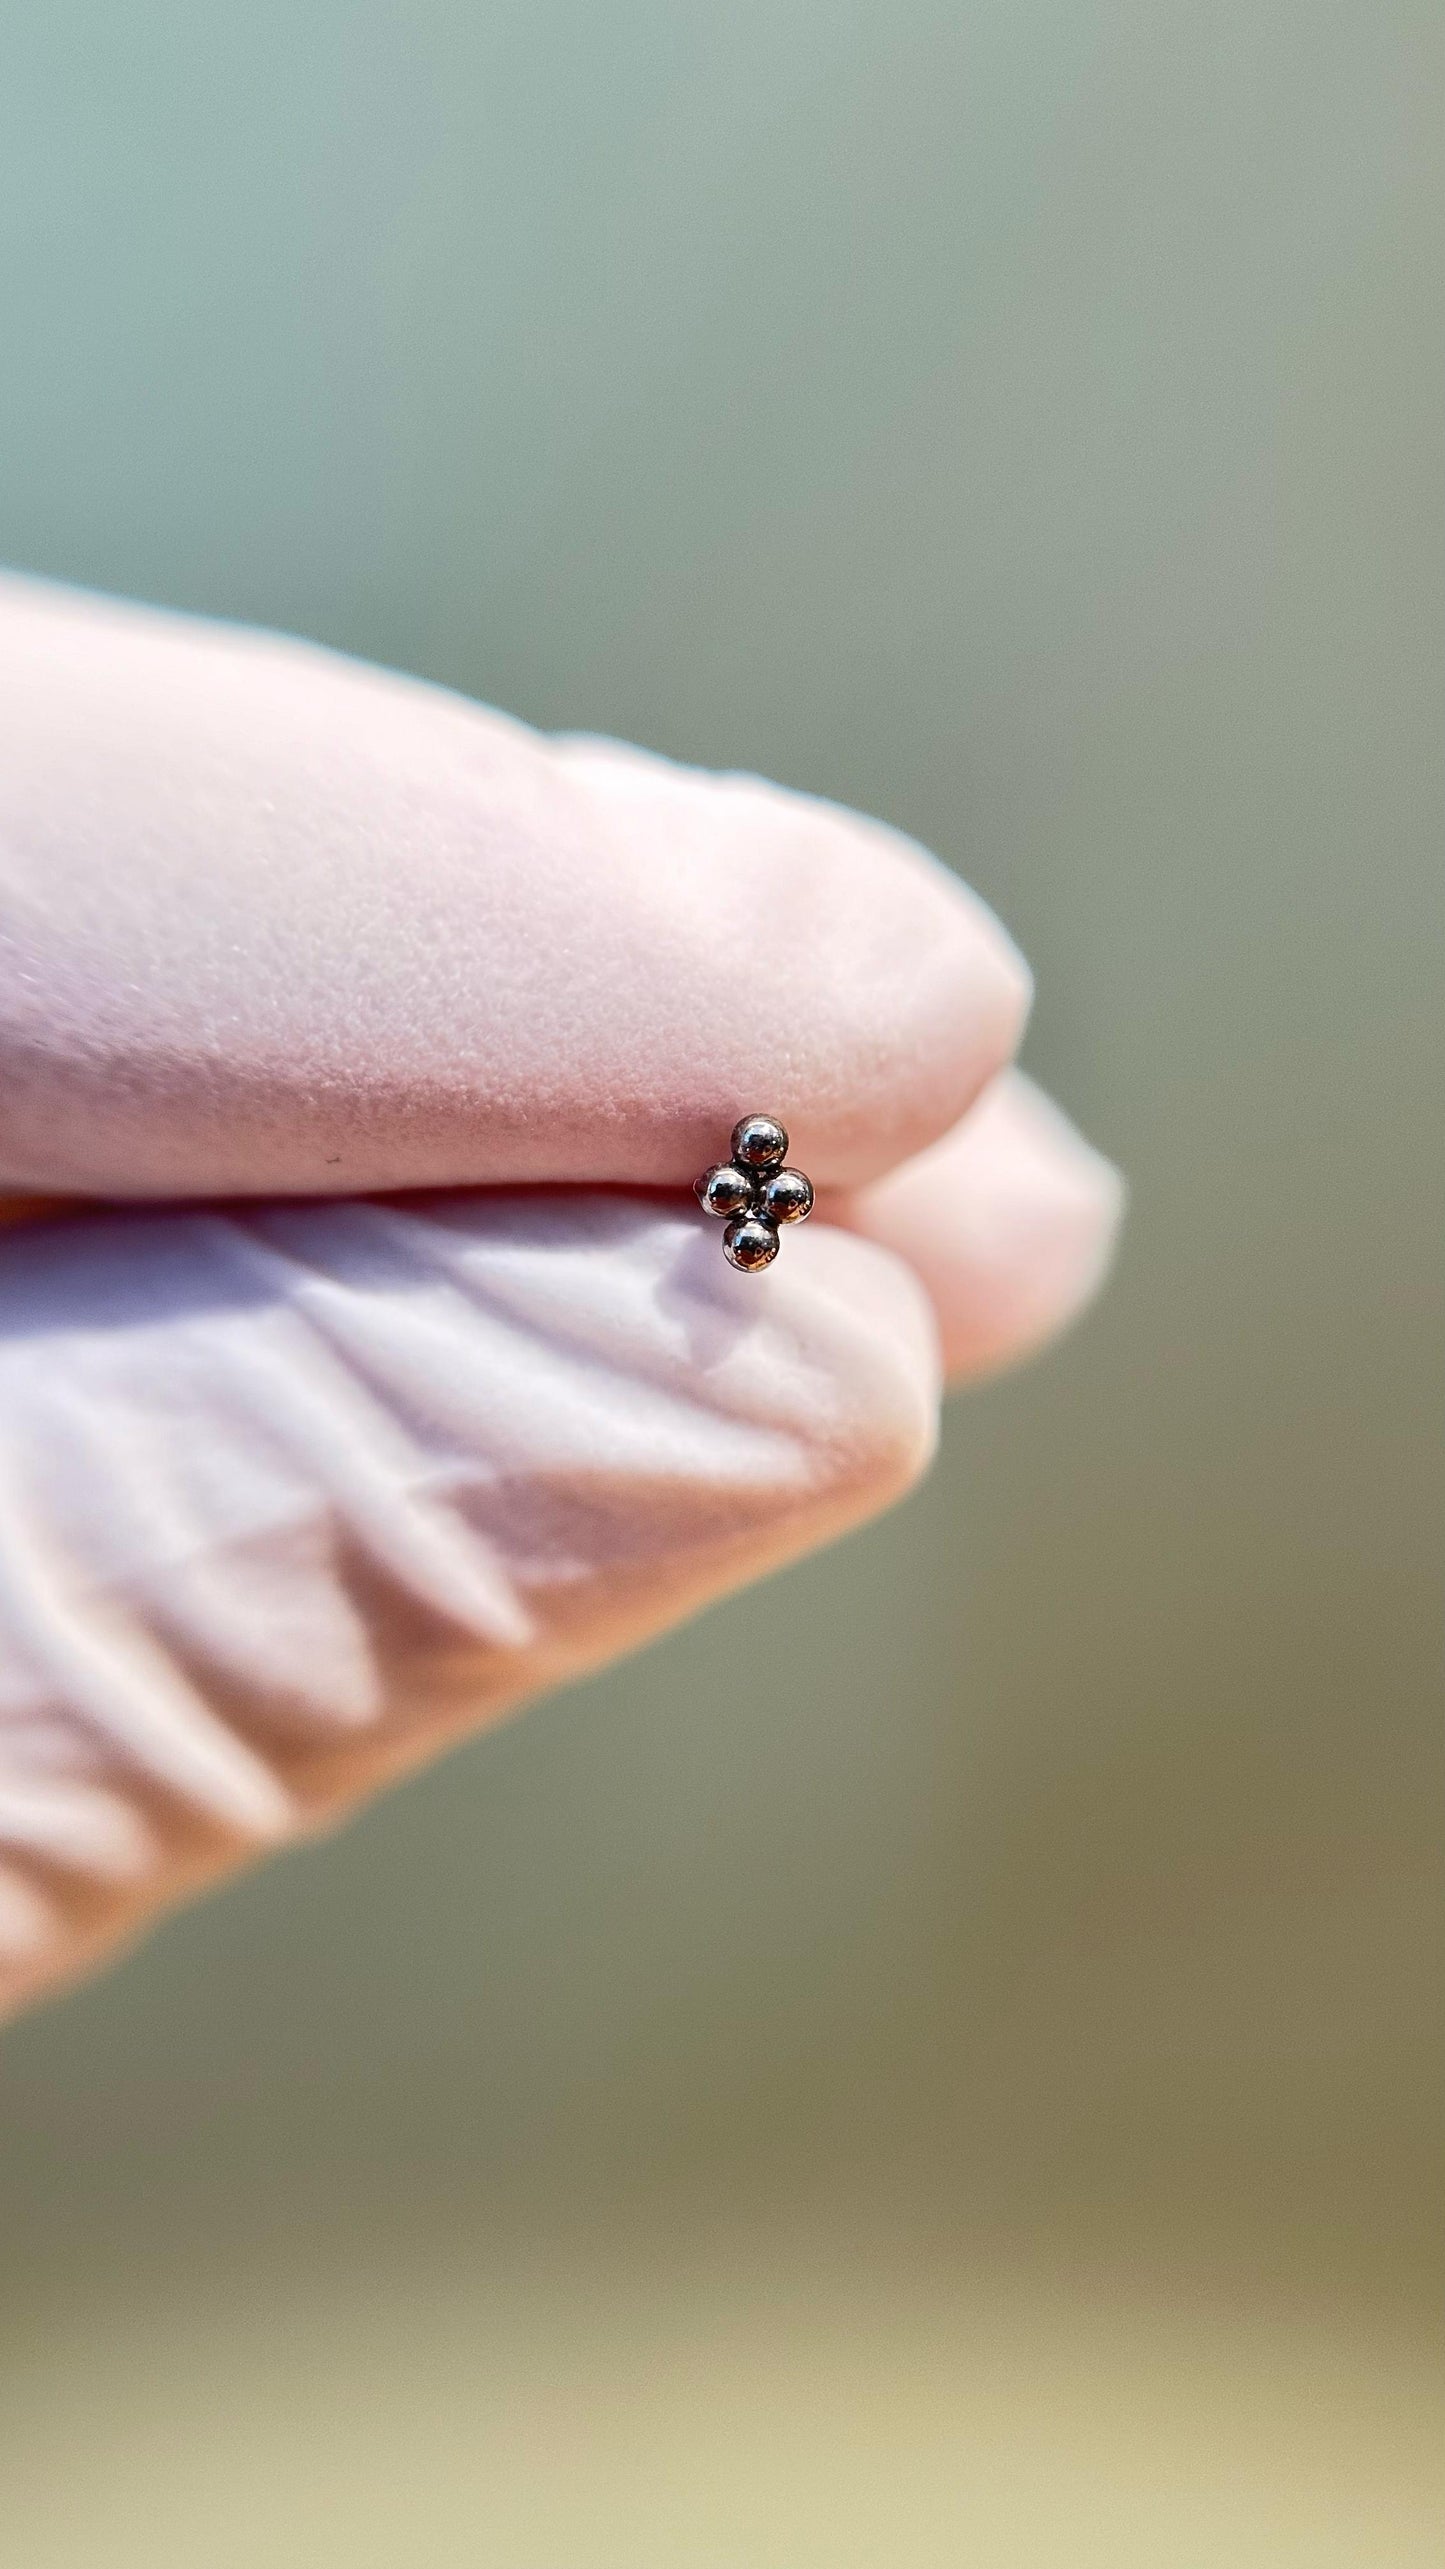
left=0, top=578, right=1030, bottom=1200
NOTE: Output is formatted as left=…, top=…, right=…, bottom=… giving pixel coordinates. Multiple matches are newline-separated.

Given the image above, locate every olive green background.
left=0, top=5, right=1440, bottom=2560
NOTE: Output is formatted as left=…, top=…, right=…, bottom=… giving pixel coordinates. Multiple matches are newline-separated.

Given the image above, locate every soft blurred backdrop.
left=0, top=4, right=1440, bottom=2561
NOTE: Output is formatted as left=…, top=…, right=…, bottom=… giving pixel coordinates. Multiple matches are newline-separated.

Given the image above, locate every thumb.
left=0, top=1190, right=937, bottom=2019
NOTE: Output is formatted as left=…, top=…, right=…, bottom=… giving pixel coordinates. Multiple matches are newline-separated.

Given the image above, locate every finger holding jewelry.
left=0, top=577, right=1031, bottom=1202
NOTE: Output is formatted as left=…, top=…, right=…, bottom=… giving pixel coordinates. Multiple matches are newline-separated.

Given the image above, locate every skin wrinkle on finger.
left=0, top=576, right=1030, bottom=1201
left=0, top=1191, right=939, bottom=2018
left=0, top=1062, right=1123, bottom=1426
left=0, top=1064, right=1123, bottom=1410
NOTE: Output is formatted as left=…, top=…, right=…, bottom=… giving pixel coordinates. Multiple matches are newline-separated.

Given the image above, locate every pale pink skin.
left=0, top=578, right=1123, bottom=2013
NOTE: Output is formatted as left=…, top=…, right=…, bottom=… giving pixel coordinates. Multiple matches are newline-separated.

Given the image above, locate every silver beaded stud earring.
left=694, top=1115, right=815, bottom=1271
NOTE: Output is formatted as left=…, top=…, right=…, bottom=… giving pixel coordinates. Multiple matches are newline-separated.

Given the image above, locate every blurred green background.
left=0, top=4, right=1440, bottom=2560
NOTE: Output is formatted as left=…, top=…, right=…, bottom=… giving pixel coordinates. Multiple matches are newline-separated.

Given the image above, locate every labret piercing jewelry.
left=694, top=1115, right=815, bottom=1272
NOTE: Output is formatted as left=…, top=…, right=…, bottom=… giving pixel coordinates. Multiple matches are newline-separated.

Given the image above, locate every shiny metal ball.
left=695, top=1161, right=755, bottom=1219
left=730, top=1114, right=788, bottom=1171
left=760, top=1166, right=814, bottom=1226
left=722, top=1213, right=780, bottom=1272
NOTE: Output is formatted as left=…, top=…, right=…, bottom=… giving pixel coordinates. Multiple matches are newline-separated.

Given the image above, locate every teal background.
left=0, top=5, right=1440, bottom=2558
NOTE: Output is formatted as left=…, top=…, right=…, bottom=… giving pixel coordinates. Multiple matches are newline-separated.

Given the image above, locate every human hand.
left=0, top=577, right=1122, bottom=2016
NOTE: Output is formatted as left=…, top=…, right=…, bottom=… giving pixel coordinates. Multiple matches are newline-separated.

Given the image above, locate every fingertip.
left=555, top=737, right=1033, bottom=1188
left=768, top=1220, right=943, bottom=1510
left=834, top=1069, right=1125, bottom=1385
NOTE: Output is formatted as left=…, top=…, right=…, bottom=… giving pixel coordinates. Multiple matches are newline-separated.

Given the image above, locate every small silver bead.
left=730, top=1114, right=788, bottom=1171
left=695, top=1162, right=755, bottom=1219
left=696, top=1115, right=811, bottom=1273
left=760, top=1166, right=814, bottom=1226
left=723, top=1213, right=779, bottom=1272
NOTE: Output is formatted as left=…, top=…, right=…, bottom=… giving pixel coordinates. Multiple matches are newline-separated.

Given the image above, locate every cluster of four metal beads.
left=694, top=1115, right=815, bottom=1271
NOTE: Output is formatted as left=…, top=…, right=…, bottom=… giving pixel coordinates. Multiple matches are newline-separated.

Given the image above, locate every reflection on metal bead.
left=730, top=1114, right=788, bottom=1171
left=696, top=1115, right=811, bottom=1273
left=761, top=1166, right=814, bottom=1226
left=695, top=1162, right=755, bottom=1219
left=723, top=1214, right=780, bottom=1272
